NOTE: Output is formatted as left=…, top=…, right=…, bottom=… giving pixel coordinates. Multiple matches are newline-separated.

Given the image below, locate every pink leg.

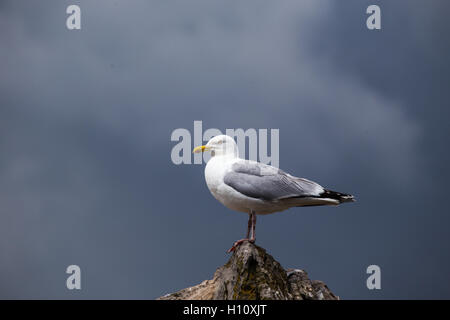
left=227, top=211, right=256, bottom=253
left=246, top=213, right=252, bottom=238
left=251, top=213, right=256, bottom=241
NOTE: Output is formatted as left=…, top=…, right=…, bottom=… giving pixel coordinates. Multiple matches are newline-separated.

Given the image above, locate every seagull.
left=193, top=135, right=355, bottom=253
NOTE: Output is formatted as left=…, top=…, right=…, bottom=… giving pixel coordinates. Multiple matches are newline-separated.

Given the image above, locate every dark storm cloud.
left=0, top=0, right=448, bottom=298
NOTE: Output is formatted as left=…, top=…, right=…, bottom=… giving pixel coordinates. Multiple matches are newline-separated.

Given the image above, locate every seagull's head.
left=192, top=135, right=238, bottom=158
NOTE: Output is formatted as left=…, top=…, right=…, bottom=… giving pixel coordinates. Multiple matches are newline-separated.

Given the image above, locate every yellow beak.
left=192, top=145, right=211, bottom=153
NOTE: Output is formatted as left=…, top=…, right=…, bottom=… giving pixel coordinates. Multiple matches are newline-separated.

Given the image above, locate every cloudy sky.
left=0, top=0, right=449, bottom=299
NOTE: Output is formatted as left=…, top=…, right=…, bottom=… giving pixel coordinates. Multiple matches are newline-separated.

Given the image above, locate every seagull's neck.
left=212, top=153, right=238, bottom=160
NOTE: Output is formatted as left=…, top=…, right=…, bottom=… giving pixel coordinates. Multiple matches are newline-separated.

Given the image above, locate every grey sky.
left=0, top=0, right=449, bottom=299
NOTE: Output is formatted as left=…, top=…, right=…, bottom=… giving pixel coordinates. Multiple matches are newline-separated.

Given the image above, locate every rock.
left=158, top=241, right=339, bottom=300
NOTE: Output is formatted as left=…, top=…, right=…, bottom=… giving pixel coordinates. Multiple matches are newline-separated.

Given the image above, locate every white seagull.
left=193, top=135, right=355, bottom=253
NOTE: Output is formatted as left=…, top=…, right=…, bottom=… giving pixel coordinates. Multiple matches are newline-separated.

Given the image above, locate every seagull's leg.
left=250, top=212, right=256, bottom=242
left=227, top=211, right=255, bottom=253
left=246, top=212, right=252, bottom=239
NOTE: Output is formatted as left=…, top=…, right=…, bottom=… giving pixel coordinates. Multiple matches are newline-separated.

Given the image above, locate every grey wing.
left=223, top=161, right=324, bottom=201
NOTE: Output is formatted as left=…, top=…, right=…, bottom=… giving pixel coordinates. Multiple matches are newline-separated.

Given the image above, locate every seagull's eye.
left=217, top=140, right=223, bottom=145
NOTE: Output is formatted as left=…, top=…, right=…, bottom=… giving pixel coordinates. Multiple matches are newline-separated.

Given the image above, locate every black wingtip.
left=340, top=195, right=356, bottom=203
left=321, top=189, right=355, bottom=203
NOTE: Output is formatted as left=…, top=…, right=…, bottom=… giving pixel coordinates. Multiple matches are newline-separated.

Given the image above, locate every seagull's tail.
left=321, top=189, right=355, bottom=204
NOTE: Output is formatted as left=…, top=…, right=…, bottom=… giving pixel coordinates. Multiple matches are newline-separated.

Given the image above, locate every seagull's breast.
left=204, top=156, right=231, bottom=196
left=205, top=156, right=275, bottom=214
left=205, top=156, right=247, bottom=213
